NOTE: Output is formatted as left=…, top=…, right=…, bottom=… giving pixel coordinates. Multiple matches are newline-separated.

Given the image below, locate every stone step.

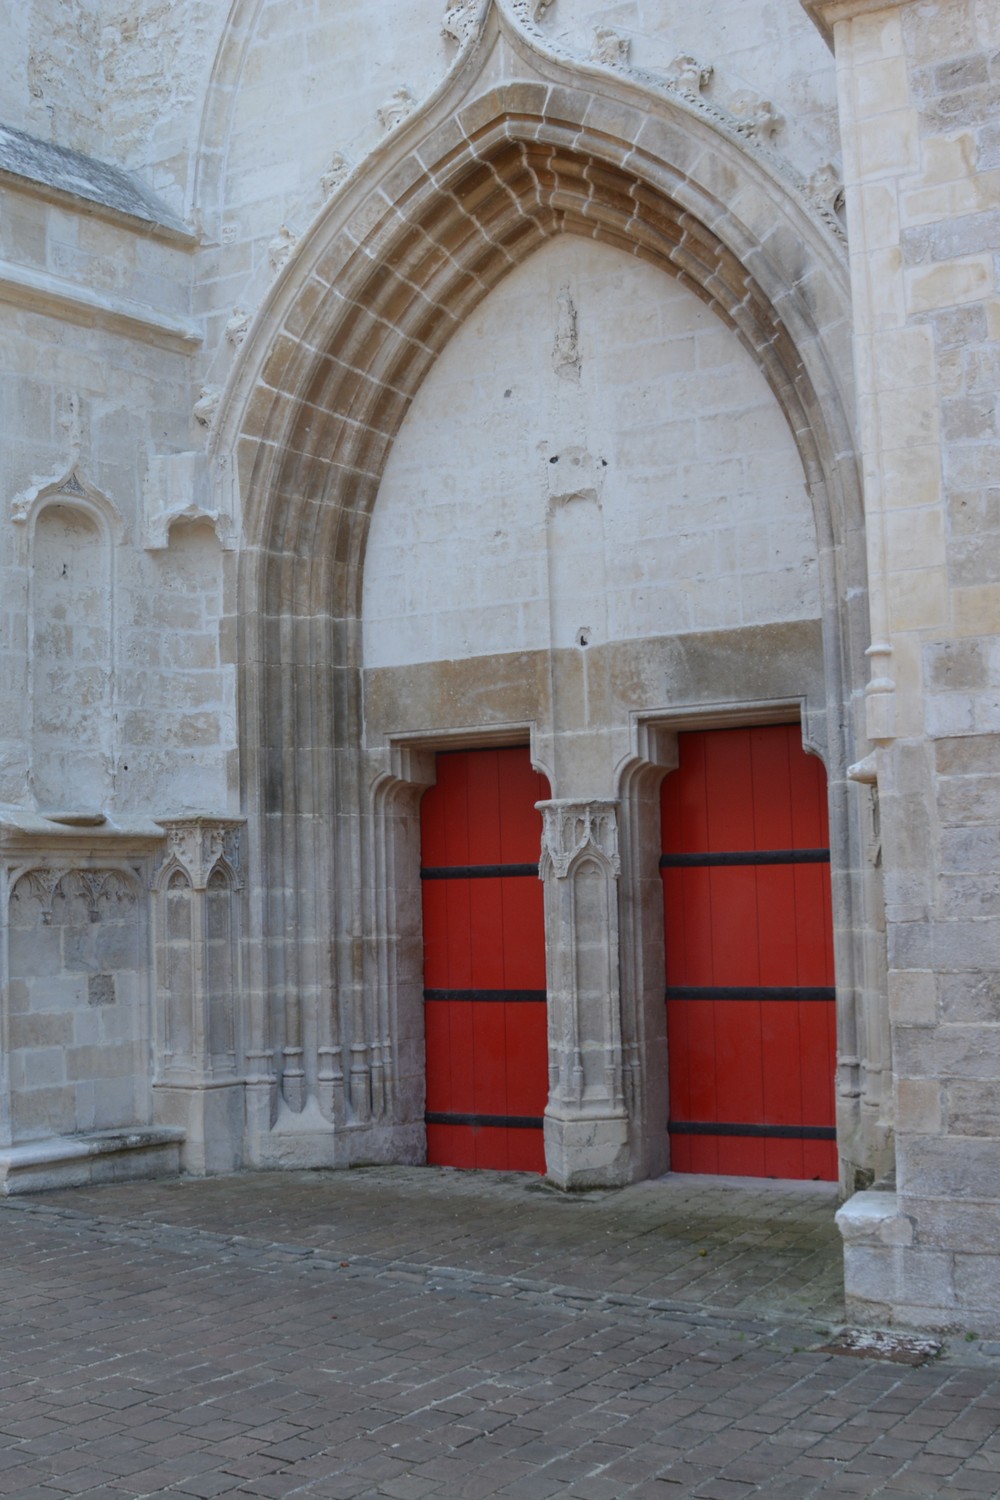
left=0, top=1126, right=184, bottom=1195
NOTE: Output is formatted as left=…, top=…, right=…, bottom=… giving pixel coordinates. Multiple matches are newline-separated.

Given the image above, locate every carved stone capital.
left=539, top=800, right=620, bottom=879
left=800, top=0, right=906, bottom=48
left=157, top=817, right=244, bottom=890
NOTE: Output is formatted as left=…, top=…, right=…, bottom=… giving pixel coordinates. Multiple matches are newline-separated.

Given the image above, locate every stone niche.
left=0, top=815, right=183, bottom=1192
left=29, top=497, right=114, bottom=813
left=7, top=865, right=147, bottom=1140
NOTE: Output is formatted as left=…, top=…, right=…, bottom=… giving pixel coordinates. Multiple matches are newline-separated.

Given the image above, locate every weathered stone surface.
left=0, top=0, right=996, bottom=1338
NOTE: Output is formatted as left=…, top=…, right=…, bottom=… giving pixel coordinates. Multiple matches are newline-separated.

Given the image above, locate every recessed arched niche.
left=30, top=500, right=113, bottom=812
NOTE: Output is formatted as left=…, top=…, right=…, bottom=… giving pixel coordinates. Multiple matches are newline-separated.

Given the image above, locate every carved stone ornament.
left=11, top=867, right=137, bottom=925
left=732, top=96, right=784, bottom=142
left=320, top=152, right=351, bottom=198
left=377, top=86, right=417, bottom=133
left=11, top=464, right=117, bottom=530
left=267, top=223, right=298, bottom=274
left=534, top=0, right=555, bottom=16
left=807, top=161, right=845, bottom=213
left=157, top=818, right=243, bottom=891
left=225, top=307, right=251, bottom=347
left=442, top=0, right=480, bottom=45
left=670, top=54, right=713, bottom=94
left=193, top=385, right=221, bottom=428
left=540, top=802, right=620, bottom=879
left=591, top=28, right=630, bottom=67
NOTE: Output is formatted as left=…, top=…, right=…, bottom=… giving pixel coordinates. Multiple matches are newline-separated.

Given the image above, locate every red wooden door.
left=660, top=724, right=837, bottom=1180
left=421, top=747, right=550, bottom=1172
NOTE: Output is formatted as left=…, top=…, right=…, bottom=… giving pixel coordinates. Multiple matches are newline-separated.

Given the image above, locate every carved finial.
left=193, top=386, right=222, bottom=429
left=225, top=307, right=251, bottom=348
left=671, top=54, right=713, bottom=94
left=442, top=0, right=479, bottom=45
left=732, top=96, right=784, bottom=142
left=377, top=86, right=417, bottom=132
left=320, top=152, right=351, bottom=197
left=267, top=224, right=298, bottom=274
left=591, top=27, right=630, bottom=66
left=553, top=285, right=580, bottom=382
left=807, top=161, right=845, bottom=213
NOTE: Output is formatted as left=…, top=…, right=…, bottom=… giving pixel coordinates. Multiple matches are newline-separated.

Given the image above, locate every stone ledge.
left=801, top=0, right=906, bottom=48
left=836, top=1188, right=913, bottom=1246
left=0, top=122, right=192, bottom=241
left=0, top=1127, right=184, bottom=1195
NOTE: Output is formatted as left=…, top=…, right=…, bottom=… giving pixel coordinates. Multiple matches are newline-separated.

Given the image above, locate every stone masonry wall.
left=364, top=236, right=819, bottom=669
left=816, top=0, right=1000, bottom=1331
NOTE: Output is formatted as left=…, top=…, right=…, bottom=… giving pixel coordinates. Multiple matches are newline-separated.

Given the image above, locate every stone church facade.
left=0, top=0, right=997, bottom=1333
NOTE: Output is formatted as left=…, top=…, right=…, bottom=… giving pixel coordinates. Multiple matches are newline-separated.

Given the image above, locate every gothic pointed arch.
left=224, top=23, right=877, bottom=1180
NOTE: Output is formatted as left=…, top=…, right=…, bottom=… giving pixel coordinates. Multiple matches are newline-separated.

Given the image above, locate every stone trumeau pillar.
left=152, top=818, right=246, bottom=1174
left=539, top=800, right=630, bottom=1187
left=804, top=0, right=1000, bottom=1332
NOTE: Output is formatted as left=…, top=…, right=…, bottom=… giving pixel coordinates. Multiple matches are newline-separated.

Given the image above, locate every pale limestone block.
left=858, top=109, right=920, bottom=178
left=854, top=55, right=911, bottom=116
left=888, top=969, right=937, bottom=1026
left=884, top=507, right=945, bottom=571
left=902, top=172, right=1000, bottom=228
left=856, top=246, right=907, bottom=329
left=946, top=1081, right=1000, bottom=1137
left=841, top=1242, right=901, bottom=1302
left=848, top=8, right=905, bottom=65
left=976, top=0, right=1000, bottom=44
left=873, top=324, right=937, bottom=388
left=899, top=1134, right=1000, bottom=1201
left=959, top=582, right=1000, bottom=636
left=896, top=1077, right=943, bottom=1134
left=925, top=692, right=977, bottom=739
left=878, top=385, right=941, bottom=449
left=906, top=255, right=994, bottom=315
left=888, top=629, right=922, bottom=699
left=888, top=567, right=948, bottom=631
left=954, top=1252, right=1000, bottom=1310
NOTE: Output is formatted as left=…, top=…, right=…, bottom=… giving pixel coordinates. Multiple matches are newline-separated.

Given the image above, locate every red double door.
left=420, top=748, right=550, bottom=1172
left=660, top=724, right=838, bottom=1180
left=421, top=729, right=837, bottom=1182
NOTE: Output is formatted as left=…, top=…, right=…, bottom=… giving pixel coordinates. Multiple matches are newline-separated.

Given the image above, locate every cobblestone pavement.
left=0, top=1168, right=998, bottom=1499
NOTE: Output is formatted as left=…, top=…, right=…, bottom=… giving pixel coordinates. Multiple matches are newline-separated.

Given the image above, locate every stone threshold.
left=0, top=1126, right=184, bottom=1195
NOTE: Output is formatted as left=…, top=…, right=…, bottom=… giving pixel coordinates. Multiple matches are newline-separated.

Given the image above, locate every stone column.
left=152, top=817, right=246, bottom=1174
left=539, top=799, right=629, bottom=1187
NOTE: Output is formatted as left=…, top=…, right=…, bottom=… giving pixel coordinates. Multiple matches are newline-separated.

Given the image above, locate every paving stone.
left=0, top=1173, right=999, bottom=1497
